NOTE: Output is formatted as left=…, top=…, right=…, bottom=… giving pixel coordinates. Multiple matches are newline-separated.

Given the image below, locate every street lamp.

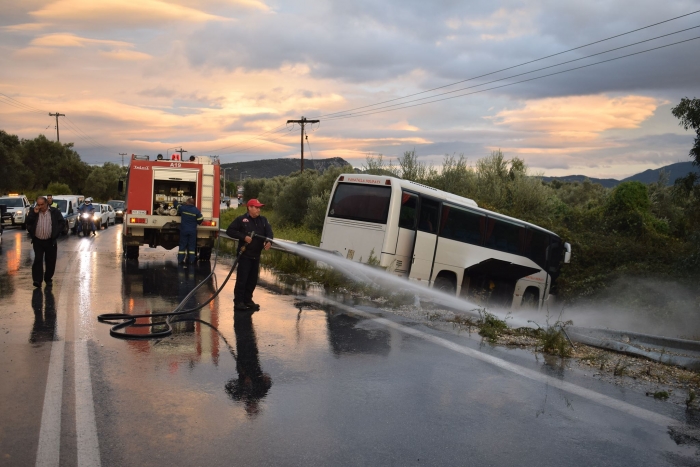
left=222, top=168, right=229, bottom=199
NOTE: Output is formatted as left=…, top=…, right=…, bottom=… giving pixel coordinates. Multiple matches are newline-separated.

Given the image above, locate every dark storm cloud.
left=185, top=0, right=699, bottom=98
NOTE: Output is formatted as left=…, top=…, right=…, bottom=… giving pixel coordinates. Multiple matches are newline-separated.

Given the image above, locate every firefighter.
left=177, top=197, right=203, bottom=264
left=225, top=199, right=273, bottom=312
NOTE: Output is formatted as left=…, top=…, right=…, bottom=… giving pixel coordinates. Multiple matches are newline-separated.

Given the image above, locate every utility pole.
left=175, top=147, right=188, bottom=160
left=286, top=116, right=319, bottom=172
left=48, top=112, right=65, bottom=142
left=119, top=153, right=127, bottom=167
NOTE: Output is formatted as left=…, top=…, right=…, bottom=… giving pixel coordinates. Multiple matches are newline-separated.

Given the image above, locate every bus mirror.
left=564, top=242, right=571, bottom=264
left=118, top=180, right=124, bottom=194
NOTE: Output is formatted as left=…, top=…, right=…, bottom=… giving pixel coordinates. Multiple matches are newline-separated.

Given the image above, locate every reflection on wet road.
left=0, top=225, right=698, bottom=466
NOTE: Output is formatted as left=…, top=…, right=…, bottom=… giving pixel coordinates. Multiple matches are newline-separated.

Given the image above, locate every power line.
left=0, top=93, right=46, bottom=115
left=195, top=9, right=700, bottom=155
left=322, top=27, right=700, bottom=121
left=322, top=35, right=700, bottom=121
left=316, top=9, right=700, bottom=120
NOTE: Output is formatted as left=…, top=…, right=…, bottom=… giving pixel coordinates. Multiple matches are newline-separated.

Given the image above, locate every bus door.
left=394, top=192, right=418, bottom=276
left=408, top=197, right=440, bottom=283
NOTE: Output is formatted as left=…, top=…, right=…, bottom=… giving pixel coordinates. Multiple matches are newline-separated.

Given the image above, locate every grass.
left=477, top=309, right=509, bottom=342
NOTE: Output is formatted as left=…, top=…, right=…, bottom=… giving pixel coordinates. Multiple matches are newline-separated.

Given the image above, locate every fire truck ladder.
left=201, top=164, right=215, bottom=218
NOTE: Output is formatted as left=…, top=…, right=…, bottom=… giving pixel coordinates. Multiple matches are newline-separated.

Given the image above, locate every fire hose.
left=97, top=232, right=274, bottom=340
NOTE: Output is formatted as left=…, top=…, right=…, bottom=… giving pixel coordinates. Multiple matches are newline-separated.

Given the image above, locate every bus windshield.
left=328, top=183, right=391, bottom=224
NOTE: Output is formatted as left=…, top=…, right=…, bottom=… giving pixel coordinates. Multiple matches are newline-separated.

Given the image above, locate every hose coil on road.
left=97, top=237, right=244, bottom=340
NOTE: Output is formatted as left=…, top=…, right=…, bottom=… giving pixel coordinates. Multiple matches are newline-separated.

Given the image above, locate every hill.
left=223, top=157, right=699, bottom=189
left=221, top=157, right=352, bottom=181
left=541, top=161, right=699, bottom=187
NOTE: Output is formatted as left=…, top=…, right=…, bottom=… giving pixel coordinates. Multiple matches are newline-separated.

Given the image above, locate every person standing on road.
left=226, top=199, right=273, bottom=312
left=46, top=195, right=57, bottom=209
left=177, top=197, right=203, bottom=264
left=26, top=196, right=65, bottom=288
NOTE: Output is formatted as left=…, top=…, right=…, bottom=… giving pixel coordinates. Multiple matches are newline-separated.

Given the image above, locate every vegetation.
left=4, top=96, right=700, bottom=303
left=0, top=130, right=126, bottom=201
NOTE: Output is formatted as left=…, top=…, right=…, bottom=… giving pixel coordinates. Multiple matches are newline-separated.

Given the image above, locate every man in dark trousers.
left=226, top=199, right=273, bottom=312
left=26, top=196, right=65, bottom=288
left=177, top=197, right=204, bottom=264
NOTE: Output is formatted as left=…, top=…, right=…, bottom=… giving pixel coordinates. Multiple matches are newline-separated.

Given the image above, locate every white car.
left=0, top=194, right=31, bottom=230
left=94, top=204, right=116, bottom=229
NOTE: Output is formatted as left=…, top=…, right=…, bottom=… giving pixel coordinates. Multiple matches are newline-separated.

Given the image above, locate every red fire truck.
left=121, top=154, right=220, bottom=260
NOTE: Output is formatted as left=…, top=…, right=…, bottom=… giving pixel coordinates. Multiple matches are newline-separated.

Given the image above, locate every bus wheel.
left=521, top=288, right=539, bottom=309
left=434, top=276, right=456, bottom=295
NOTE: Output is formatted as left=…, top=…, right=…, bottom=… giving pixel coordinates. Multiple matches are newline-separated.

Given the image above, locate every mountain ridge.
left=223, top=158, right=699, bottom=187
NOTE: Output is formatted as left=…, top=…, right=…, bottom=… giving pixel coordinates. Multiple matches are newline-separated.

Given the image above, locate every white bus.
left=319, top=174, right=571, bottom=309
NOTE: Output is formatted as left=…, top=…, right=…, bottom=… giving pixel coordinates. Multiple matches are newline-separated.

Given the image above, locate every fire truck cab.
left=122, top=154, right=220, bottom=260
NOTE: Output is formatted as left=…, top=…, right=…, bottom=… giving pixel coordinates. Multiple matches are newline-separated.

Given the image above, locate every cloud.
left=493, top=95, right=661, bottom=143
left=31, top=33, right=132, bottom=48
left=31, top=0, right=232, bottom=28
left=100, top=49, right=152, bottom=61
left=1, top=23, right=48, bottom=32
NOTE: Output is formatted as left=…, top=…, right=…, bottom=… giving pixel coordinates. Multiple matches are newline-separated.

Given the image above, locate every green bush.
left=242, top=178, right=266, bottom=200
left=276, top=171, right=315, bottom=226
left=304, top=190, right=330, bottom=232
left=45, top=182, right=72, bottom=195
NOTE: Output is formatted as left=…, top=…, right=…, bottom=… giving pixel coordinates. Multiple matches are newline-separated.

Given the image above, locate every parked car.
left=107, top=200, right=125, bottom=223
left=94, top=204, right=116, bottom=229
left=0, top=194, right=31, bottom=229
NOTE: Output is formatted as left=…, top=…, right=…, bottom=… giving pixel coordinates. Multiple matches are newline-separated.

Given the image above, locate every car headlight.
left=117, top=210, right=123, bottom=214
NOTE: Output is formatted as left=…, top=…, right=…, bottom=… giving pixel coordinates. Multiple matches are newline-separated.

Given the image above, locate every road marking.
left=75, top=251, right=101, bottom=467
left=319, top=297, right=678, bottom=428
left=75, top=339, right=101, bottom=466
left=35, top=256, right=75, bottom=467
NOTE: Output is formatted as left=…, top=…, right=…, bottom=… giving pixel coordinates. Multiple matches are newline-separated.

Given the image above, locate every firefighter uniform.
left=177, top=202, right=204, bottom=263
left=225, top=207, right=273, bottom=310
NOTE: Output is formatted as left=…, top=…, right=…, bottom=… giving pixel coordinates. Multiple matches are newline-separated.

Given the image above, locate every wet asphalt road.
left=0, top=225, right=698, bottom=466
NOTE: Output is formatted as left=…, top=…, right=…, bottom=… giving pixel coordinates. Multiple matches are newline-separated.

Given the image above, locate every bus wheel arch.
left=433, top=271, right=457, bottom=295
left=521, top=287, right=540, bottom=309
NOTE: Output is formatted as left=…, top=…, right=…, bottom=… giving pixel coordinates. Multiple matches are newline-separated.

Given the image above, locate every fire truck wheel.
left=198, top=247, right=212, bottom=261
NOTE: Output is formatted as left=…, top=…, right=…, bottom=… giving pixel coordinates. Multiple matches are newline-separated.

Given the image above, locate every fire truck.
left=121, top=153, right=220, bottom=260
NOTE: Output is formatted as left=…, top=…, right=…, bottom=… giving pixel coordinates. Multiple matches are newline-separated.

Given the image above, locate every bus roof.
left=336, top=173, right=560, bottom=238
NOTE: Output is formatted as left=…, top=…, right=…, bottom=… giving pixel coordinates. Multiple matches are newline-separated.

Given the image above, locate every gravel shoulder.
left=380, top=301, right=700, bottom=410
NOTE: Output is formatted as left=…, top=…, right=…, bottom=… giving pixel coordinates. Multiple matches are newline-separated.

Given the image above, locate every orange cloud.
left=493, top=95, right=661, bottom=143
left=31, top=33, right=132, bottom=48
left=31, top=0, right=232, bottom=26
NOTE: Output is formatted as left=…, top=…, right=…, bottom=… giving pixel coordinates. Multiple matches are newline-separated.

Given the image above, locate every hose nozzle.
left=249, top=232, right=274, bottom=243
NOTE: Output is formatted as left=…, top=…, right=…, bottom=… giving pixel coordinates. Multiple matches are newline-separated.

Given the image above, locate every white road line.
left=75, top=339, right=101, bottom=467
left=319, top=297, right=678, bottom=428
left=75, top=251, right=101, bottom=467
left=35, top=257, right=76, bottom=467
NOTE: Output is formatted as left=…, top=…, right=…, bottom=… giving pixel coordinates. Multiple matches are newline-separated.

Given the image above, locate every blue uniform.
left=177, top=203, right=203, bottom=263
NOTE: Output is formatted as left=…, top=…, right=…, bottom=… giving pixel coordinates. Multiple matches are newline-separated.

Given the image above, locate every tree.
left=671, top=97, right=700, bottom=166
left=19, top=134, right=91, bottom=193
left=0, top=130, right=32, bottom=192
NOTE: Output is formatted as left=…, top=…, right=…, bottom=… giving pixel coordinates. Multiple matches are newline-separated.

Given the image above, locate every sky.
left=1, top=0, right=699, bottom=179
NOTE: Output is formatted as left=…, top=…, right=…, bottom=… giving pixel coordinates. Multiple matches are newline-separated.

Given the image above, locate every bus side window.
left=440, top=205, right=484, bottom=245
left=417, top=198, right=439, bottom=233
left=399, top=192, right=418, bottom=229
left=484, top=217, right=521, bottom=254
